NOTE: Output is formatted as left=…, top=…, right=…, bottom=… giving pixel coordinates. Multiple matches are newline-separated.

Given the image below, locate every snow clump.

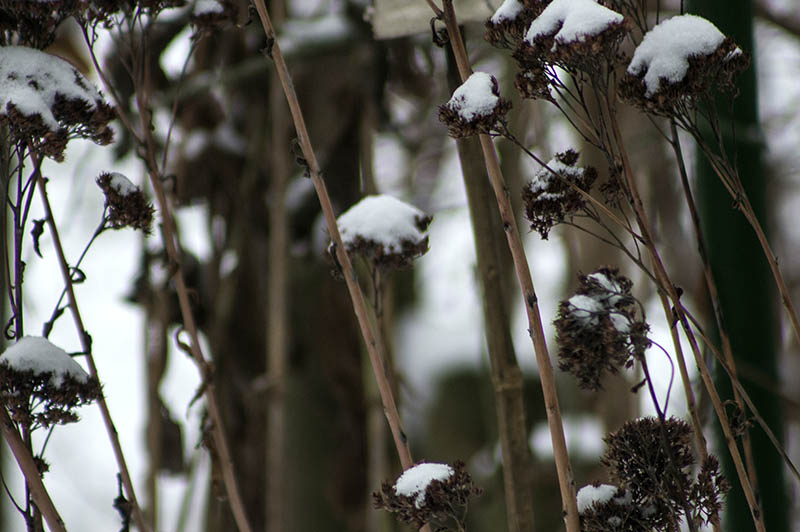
left=439, top=72, right=511, bottom=137
left=394, top=463, right=454, bottom=508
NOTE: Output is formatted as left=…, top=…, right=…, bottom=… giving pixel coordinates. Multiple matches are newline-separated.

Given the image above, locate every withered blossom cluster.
left=438, top=73, right=512, bottom=138
left=96, top=172, right=155, bottom=233
left=554, top=267, right=649, bottom=390
left=522, top=149, right=597, bottom=239
left=580, top=417, right=728, bottom=531
left=373, top=461, right=482, bottom=530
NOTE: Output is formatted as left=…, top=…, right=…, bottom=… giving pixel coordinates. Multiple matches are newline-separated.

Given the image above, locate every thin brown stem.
left=33, top=165, right=151, bottom=532
left=440, top=2, right=580, bottom=530
left=250, top=0, right=415, bottom=470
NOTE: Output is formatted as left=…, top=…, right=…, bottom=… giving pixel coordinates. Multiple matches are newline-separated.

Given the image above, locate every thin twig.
left=438, top=2, right=580, bottom=530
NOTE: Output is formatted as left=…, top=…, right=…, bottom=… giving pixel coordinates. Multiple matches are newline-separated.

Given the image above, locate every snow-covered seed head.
left=0, top=1, right=83, bottom=49
left=373, top=461, right=482, bottom=529
left=513, top=0, right=629, bottom=75
left=619, top=14, right=749, bottom=115
left=522, top=149, right=597, bottom=239
left=554, top=267, right=649, bottom=390
left=485, top=0, right=545, bottom=49
left=97, top=172, right=155, bottom=233
left=438, top=72, right=511, bottom=138
left=0, top=46, right=115, bottom=160
left=0, top=336, right=102, bottom=429
left=335, top=194, right=432, bottom=271
left=190, top=0, right=237, bottom=33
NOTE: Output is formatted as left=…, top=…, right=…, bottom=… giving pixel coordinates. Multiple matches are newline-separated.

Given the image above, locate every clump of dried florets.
left=599, top=417, right=729, bottom=529
left=0, top=0, right=82, bottom=49
left=0, top=46, right=115, bottom=160
left=0, top=336, right=102, bottom=429
left=554, top=267, right=649, bottom=390
left=97, top=172, right=155, bottom=233
left=84, top=0, right=186, bottom=26
left=619, top=14, right=749, bottom=116
left=513, top=0, right=629, bottom=82
left=335, top=194, right=432, bottom=272
left=485, top=0, right=545, bottom=49
left=189, top=0, right=237, bottom=33
left=439, top=71, right=511, bottom=138
left=522, top=149, right=597, bottom=239
left=373, top=461, right=482, bottom=530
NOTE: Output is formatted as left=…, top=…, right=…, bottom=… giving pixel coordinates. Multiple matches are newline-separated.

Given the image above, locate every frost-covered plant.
left=373, top=461, right=482, bottom=531
left=439, top=72, right=512, bottom=138
left=554, top=268, right=649, bottom=390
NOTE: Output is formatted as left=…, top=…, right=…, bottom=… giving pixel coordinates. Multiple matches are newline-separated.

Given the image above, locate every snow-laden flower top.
left=0, top=336, right=101, bottom=428
left=628, top=15, right=726, bottom=97
left=1, top=336, right=89, bottom=387
left=620, top=14, right=748, bottom=112
left=554, top=268, right=650, bottom=390
left=336, top=194, right=431, bottom=270
left=97, top=172, right=155, bottom=233
left=490, top=0, right=524, bottom=24
left=524, top=0, right=623, bottom=50
left=438, top=72, right=511, bottom=138
left=485, top=0, right=544, bottom=49
left=190, top=0, right=236, bottom=31
left=0, top=46, right=115, bottom=159
left=395, top=463, right=454, bottom=508
left=522, top=149, right=597, bottom=239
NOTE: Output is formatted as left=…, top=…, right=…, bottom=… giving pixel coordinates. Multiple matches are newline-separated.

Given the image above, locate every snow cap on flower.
left=439, top=72, right=511, bottom=138
left=0, top=46, right=115, bottom=160
left=335, top=194, right=431, bottom=270
left=485, top=0, right=545, bottom=49
left=620, top=14, right=748, bottom=113
left=190, top=0, right=237, bottom=32
left=0, top=336, right=101, bottom=428
left=373, top=461, right=482, bottom=529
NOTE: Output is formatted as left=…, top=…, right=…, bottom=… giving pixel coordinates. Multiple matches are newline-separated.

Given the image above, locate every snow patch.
left=445, top=72, right=499, bottom=122
left=490, top=0, right=524, bottom=24
left=1, top=336, right=90, bottom=387
left=193, top=0, right=223, bottom=15
left=108, top=172, right=138, bottom=196
left=337, top=195, right=428, bottom=254
left=394, top=463, right=454, bottom=508
left=627, top=14, right=726, bottom=97
left=525, top=0, right=623, bottom=49
left=576, top=484, right=617, bottom=513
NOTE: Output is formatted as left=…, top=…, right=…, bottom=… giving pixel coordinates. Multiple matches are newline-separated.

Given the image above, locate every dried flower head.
left=0, top=0, right=82, bottom=48
left=513, top=0, right=629, bottom=77
left=84, top=0, right=186, bottom=25
left=97, top=172, right=155, bottom=233
left=439, top=71, right=511, bottom=138
left=335, top=195, right=431, bottom=271
left=0, top=46, right=115, bottom=160
left=577, top=483, right=661, bottom=531
left=189, top=0, right=237, bottom=33
left=619, top=14, right=749, bottom=115
left=600, top=417, right=728, bottom=529
left=373, top=461, right=482, bottom=530
left=0, top=336, right=101, bottom=429
left=485, top=0, right=544, bottom=49
left=554, top=267, right=649, bottom=390
left=522, top=149, right=597, bottom=239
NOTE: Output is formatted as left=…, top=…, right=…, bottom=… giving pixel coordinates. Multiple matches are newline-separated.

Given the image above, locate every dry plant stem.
left=668, top=121, right=759, bottom=500
left=249, top=0, right=415, bottom=470
left=0, top=409, right=65, bottom=532
left=32, top=162, right=151, bottom=532
left=134, top=117, right=254, bottom=532
left=440, top=2, right=580, bottom=530
left=608, top=119, right=766, bottom=532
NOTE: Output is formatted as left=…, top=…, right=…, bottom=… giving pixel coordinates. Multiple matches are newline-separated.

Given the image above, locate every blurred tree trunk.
left=687, top=1, right=790, bottom=531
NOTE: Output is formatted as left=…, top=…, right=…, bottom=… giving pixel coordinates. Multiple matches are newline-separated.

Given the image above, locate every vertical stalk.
left=438, top=2, right=579, bottom=530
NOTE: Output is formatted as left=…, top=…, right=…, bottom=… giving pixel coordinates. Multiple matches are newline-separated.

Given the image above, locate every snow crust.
left=1, top=336, right=90, bottom=387
left=193, top=0, right=223, bottom=15
left=0, top=46, right=103, bottom=132
left=337, top=195, right=428, bottom=254
left=394, top=462, right=454, bottom=508
left=108, top=172, right=138, bottom=196
left=627, top=14, right=726, bottom=97
left=525, top=0, right=623, bottom=48
left=446, top=72, right=499, bottom=122
left=568, top=294, right=603, bottom=323
left=530, top=158, right=586, bottom=200
left=490, top=0, right=524, bottom=24
left=576, top=483, right=618, bottom=513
